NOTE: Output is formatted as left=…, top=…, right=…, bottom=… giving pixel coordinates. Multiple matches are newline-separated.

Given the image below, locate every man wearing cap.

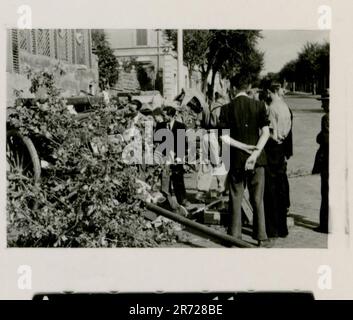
left=313, top=89, right=329, bottom=233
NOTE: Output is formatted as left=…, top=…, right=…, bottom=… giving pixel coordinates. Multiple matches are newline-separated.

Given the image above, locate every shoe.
left=182, top=200, right=193, bottom=209
left=178, top=205, right=188, bottom=217
left=257, top=239, right=274, bottom=248
left=278, top=232, right=288, bottom=238
left=313, top=226, right=328, bottom=234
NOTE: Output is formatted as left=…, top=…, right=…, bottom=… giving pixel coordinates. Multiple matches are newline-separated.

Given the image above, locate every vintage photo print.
left=5, top=28, right=330, bottom=249
left=0, top=0, right=352, bottom=301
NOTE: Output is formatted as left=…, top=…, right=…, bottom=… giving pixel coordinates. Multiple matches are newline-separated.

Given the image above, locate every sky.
left=257, top=30, right=330, bottom=75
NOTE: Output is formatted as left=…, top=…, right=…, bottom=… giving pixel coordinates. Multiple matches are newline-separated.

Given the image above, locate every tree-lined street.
left=7, top=29, right=329, bottom=248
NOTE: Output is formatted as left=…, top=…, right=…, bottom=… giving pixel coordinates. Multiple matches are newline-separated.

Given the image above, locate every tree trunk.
left=188, top=67, right=193, bottom=88
left=208, top=69, right=217, bottom=103
left=200, top=63, right=212, bottom=95
left=201, top=72, right=209, bottom=95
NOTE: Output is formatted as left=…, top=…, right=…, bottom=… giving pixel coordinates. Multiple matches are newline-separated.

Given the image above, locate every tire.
left=7, top=129, right=41, bottom=184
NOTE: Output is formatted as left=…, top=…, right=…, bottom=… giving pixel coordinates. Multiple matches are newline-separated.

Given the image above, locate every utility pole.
left=156, top=29, right=160, bottom=74
left=155, top=29, right=160, bottom=91
left=177, top=29, right=183, bottom=94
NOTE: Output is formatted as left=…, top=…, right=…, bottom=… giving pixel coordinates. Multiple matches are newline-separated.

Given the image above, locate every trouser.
left=170, top=164, right=186, bottom=205
left=320, top=169, right=329, bottom=231
left=264, top=164, right=290, bottom=238
left=201, top=130, right=221, bottom=166
left=161, top=166, right=171, bottom=195
left=199, top=130, right=226, bottom=192
left=227, top=167, right=267, bottom=241
left=161, top=164, right=186, bottom=205
left=279, top=160, right=291, bottom=211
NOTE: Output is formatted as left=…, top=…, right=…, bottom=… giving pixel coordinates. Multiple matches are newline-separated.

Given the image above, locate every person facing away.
left=218, top=74, right=271, bottom=247
left=312, top=89, right=329, bottom=233
left=262, top=83, right=293, bottom=240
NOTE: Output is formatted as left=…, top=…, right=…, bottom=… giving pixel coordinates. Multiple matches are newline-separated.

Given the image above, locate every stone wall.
left=115, top=68, right=140, bottom=91
left=162, top=54, right=192, bottom=100
left=6, top=50, right=99, bottom=106
left=162, top=54, right=175, bottom=100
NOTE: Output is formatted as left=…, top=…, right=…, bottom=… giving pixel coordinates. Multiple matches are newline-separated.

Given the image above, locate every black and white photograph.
left=2, top=0, right=353, bottom=305
left=6, top=29, right=330, bottom=249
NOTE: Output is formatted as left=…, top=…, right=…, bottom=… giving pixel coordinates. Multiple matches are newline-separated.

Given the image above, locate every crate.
left=203, top=210, right=223, bottom=225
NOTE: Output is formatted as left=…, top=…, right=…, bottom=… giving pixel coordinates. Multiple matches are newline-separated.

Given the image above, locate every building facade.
left=105, top=29, right=203, bottom=100
left=7, top=29, right=99, bottom=105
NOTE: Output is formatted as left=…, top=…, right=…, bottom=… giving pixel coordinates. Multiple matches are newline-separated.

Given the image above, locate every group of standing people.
left=149, top=80, right=294, bottom=247
left=128, top=78, right=329, bottom=247
left=211, top=75, right=292, bottom=247
left=211, top=77, right=329, bottom=246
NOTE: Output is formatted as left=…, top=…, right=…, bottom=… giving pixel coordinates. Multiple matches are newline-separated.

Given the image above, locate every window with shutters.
left=31, top=29, right=37, bottom=54
left=9, top=29, right=93, bottom=72
left=71, top=30, right=76, bottom=64
left=136, top=29, right=148, bottom=46
left=56, top=29, right=69, bottom=62
left=53, top=30, right=58, bottom=59
left=37, top=29, right=51, bottom=57
left=11, top=29, right=19, bottom=73
left=18, top=29, right=38, bottom=55
left=87, top=30, right=92, bottom=68
left=18, top=29, right=30, bottom=52
left=75, top=29, right=86, bottom=65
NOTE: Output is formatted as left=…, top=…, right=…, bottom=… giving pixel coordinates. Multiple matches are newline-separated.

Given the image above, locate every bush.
left=7, top=69, right=178, bottom=247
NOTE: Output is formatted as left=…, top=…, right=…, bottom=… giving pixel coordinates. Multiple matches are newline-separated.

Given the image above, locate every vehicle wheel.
left=6, top=129, right=41, bottom=184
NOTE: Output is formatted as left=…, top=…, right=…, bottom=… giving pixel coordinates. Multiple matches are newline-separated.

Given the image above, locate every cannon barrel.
left=145, top=202, right=255, bottom=248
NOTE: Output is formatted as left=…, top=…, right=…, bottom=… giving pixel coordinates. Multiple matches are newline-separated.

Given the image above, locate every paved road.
left=279, top=95, right=327, bottom=248
left=285, top=95, right=323, bottom=176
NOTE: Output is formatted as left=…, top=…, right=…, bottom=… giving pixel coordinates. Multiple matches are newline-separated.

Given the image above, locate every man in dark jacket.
left=155, top=103, right=189, bottom=207
left=219, top=75, right=270, bottom=247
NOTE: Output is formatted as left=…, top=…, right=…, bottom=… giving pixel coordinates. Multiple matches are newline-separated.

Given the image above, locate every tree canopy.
left=165, top=30, right=264, bottom=98
left=278, top=41, right=329, bottom=93
left=92, top=30, right=120, bottom=90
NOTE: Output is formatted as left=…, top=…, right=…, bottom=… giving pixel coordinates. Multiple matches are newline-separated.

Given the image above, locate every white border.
left=0, top=0, right=351, bottom=300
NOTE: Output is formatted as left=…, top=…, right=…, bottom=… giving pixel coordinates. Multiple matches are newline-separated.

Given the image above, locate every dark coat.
left=155, top=120, right=187, bottom=159
left=218, top=95, right=270, bottom=170
left=312, top=113, right=329, bottom=174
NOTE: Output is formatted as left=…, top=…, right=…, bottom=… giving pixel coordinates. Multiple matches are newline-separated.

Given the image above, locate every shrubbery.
left=7, top=69, right=178, bottom=247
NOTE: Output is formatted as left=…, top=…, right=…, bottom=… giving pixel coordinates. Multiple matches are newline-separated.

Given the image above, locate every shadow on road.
left=294, top=109, right=324, bottom=113
left=289, top=213, right=319, bottom=230
left=285, top=93, right=320, bottom=99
